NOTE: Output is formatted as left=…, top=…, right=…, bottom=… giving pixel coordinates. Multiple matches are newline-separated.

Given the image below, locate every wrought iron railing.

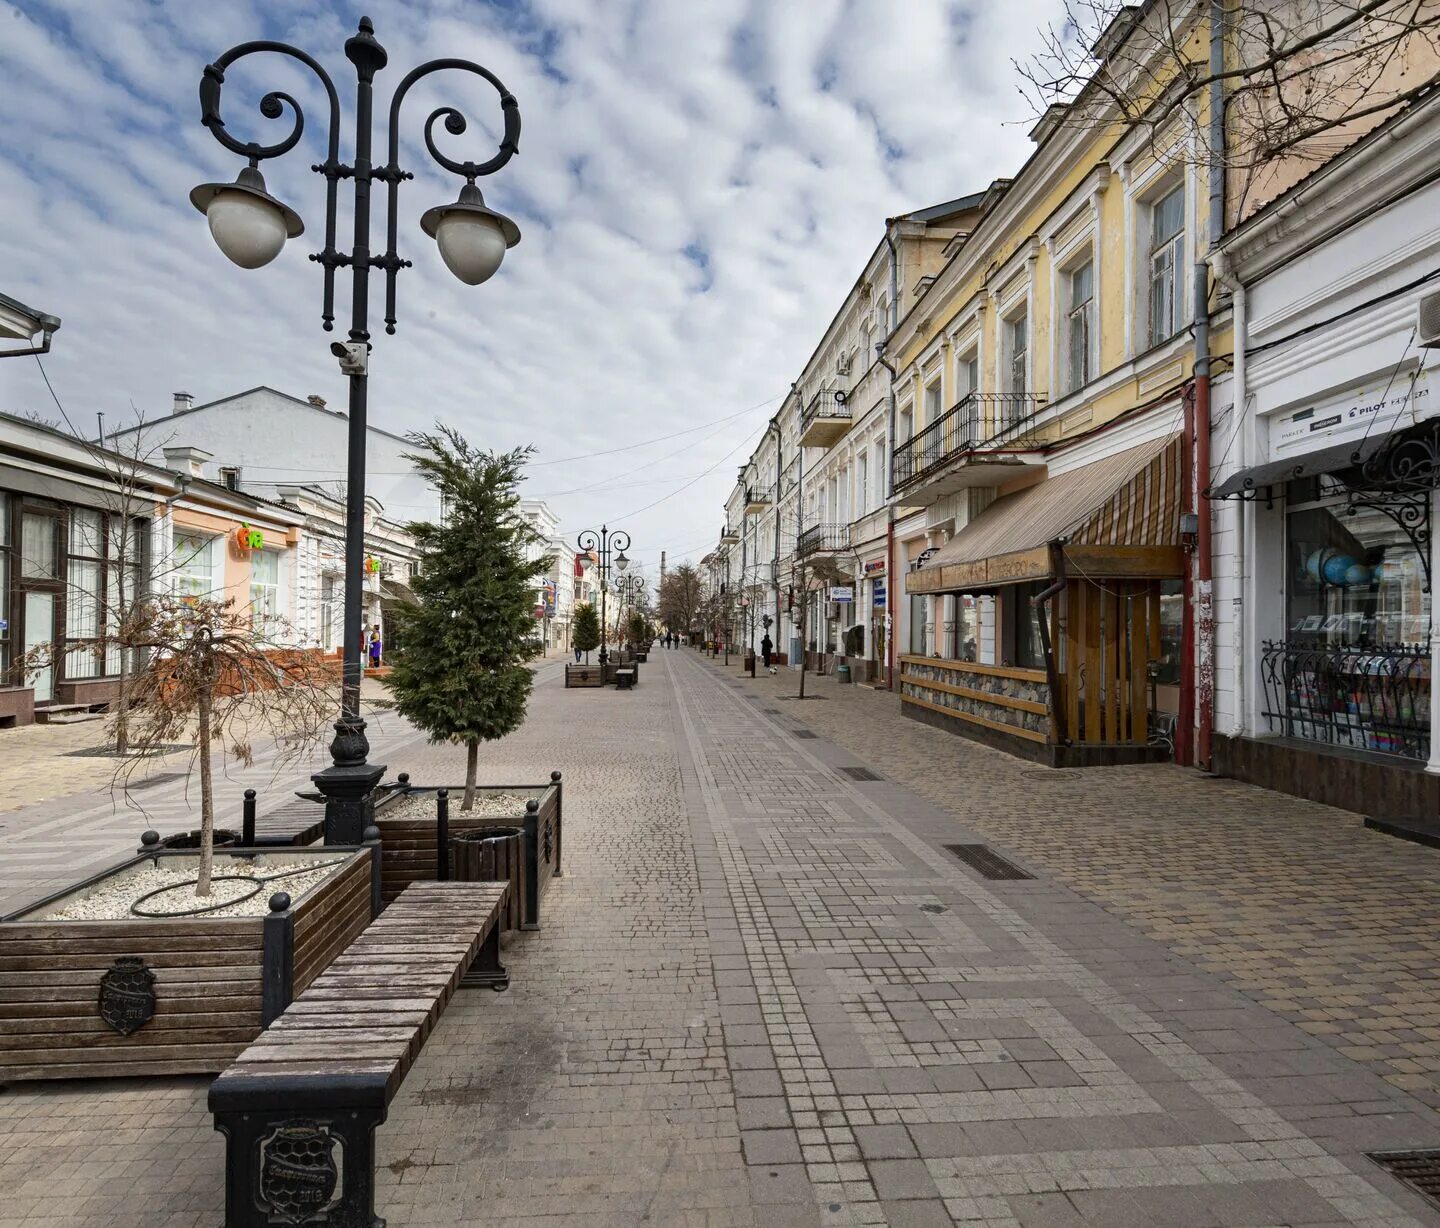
left=797, top=522, right=850, bottom=558
left=803, top=389, right=851, bottom=426
left=892, top=393, right=1047, bottom=491
left=1259, top=639, right=1431, bottom=760
left=745, top=485, right=773, bottom=506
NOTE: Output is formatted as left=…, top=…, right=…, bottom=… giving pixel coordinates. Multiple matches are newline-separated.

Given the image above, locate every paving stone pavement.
left=0, top=650, right=1438, bottom=1225
left=691, top=654, right=1440, bottom=1116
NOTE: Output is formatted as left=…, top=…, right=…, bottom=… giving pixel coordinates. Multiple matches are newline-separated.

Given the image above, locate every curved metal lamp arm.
left=199, top=41, right=344, bottom=330
left=576, top=529, right=603, bottom=557
left=610, top=529, right=632, bottom=557
left=377, top=59, right=521, bottom=333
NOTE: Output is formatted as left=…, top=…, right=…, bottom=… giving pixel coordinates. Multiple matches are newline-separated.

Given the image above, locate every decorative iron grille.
left=796, top=523, right=850, bottom=557
left=1259, top=639, right=1431, bottom=760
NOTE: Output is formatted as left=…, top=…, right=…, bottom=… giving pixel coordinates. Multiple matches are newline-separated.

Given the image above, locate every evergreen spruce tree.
left=388, top=428, right=550, bottom=811
left=572, top=602, right=600, bottom=664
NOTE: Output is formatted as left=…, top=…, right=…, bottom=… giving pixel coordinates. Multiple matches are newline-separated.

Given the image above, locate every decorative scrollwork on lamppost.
left=190, top=16, right=522, bottom=844
left=576, top=526, right=630, bottom=666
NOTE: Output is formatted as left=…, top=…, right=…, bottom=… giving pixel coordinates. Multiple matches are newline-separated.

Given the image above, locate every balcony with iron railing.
left=744, top=485, right=773, bottom=514
left=800, top=388, right=852, bottom=448
left=891, top=392, right=1048, bottom=505
left=796, top=522, right=851, bottom=558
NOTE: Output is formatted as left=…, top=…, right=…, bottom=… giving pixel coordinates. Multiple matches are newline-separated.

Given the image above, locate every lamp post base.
left=313, top=717, right=387, bottom=845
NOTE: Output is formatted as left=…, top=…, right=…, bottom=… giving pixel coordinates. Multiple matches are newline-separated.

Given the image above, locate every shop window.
left=66, top=510, right=103, bottom=680
left=20, top=513, right=58, bottom=580
left=0, top=493, right=9, bottom=679
left=1004, top=583, right=1045, bottom=669
left=950, top=594, right=978, bottom=662
left=1262, top=473, right=1432, bottom=760
left=1154, top=579, right=1183, bottom=685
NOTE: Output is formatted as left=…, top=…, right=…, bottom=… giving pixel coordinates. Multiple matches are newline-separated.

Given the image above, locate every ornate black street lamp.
left=576, top=526, right=629, bottom=666
left=190, top=17, right=522, bottom=843
left=615, top=573, right=644, bottom=642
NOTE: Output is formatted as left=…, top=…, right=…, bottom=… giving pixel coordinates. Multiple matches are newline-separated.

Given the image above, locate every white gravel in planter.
left=37, top=856, right=350, bottom=921
left=381, top=791, right=539, bottom=823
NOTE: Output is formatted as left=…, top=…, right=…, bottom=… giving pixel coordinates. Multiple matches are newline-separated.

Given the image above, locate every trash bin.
left=451, top=826, right=526, bottom=932
left=836, top=662, right=852, bottom=684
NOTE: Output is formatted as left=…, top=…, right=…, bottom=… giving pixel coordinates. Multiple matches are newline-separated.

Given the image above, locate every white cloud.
left=0, top=0, right=1066, bottom=566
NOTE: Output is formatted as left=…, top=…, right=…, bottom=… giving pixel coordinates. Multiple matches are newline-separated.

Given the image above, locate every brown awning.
left=908, top=434, right=1185, bottom=594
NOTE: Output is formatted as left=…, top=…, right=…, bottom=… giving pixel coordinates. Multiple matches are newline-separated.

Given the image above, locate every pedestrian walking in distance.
left=761, top=633, right=773, bottom=669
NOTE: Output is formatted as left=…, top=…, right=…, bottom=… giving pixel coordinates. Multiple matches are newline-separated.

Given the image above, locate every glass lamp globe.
left=615, top=550, right=629, bottom=573
left=421, top=183, right=521, bottom=286
left=189, top=165, right=303, bottom=270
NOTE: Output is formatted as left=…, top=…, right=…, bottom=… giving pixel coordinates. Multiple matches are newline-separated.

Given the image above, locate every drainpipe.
left=877, top=337, right=899, bottom=689
left=1213, top=248, right=1248, bottom=738
left=1032, top=540, right=1069, bottom=746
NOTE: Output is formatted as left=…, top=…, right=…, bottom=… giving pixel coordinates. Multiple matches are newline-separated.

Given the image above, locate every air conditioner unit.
left=1420, top=289, right=1440, bottom=348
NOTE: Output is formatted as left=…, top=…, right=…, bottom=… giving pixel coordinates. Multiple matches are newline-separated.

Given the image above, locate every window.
left=1148, top=185, right=1185, bottom=346
left=66, top=510, right=103, bottom=680
left=1067, top=261, right=1094, bottom=391
left=219, top=467, right=241, bottom=492
left=924, top=379, right=942, bottom=425
left=20, top=512, right=58, bottom=580
left=1004, top=582, right=1045, bottom=669
left=857, top=453, right=868, bottom=515
left=320, top=573, right=338, bottom=650
left=175, top=533, right=216, bottom=602
left=957, top=351, right=978, bottom=399
left=1006, top=310, right=1028, bottom=395
left=250, top=550, right=280, bottom=625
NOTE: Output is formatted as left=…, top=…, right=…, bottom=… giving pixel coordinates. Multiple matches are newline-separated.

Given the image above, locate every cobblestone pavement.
left=694, top=654, right=1440, bottom=1117
left=1, top=650, right=1440, bottom=1225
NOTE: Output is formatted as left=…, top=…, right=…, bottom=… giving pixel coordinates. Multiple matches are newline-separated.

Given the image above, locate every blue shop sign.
left=872, top=578, right=886, bottom=608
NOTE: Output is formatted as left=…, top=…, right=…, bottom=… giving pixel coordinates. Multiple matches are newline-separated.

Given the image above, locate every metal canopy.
left=1209, top=434, right=1389, bottom=500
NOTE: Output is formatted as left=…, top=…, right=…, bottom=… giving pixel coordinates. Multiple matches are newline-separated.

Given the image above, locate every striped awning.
left=908, top=434, right=1185, bottom=594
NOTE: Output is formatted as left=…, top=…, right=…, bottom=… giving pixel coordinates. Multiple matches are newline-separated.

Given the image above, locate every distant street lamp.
left=576, top=526, right=630, bottom=666
left=616, top=573, right=645, bottom=640
left=190, top=16, right=522, bottom=843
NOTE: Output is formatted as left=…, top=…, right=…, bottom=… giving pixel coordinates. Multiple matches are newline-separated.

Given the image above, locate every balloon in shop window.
left=1344, top=563, right=1373, bottom=587
left=1322, top=554, right=1357, bottom=586
left=1305, top=548, right=1335, bottom=581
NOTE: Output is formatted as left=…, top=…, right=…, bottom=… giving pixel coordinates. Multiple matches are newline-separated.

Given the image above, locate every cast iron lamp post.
left=616, top=573, right=644, bottom=643
left=576, top=526, right=629, bottom=666
left=190, top=16, right=522, bottom=843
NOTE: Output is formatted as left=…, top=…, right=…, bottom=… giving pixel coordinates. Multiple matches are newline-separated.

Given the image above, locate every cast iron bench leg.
left=460, top=921, right=509, bottom=991
left=215, top=1102, right=386, bottom=1228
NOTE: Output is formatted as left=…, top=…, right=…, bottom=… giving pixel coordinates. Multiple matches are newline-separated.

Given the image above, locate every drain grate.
left=1369, top=1151, right=1440, bottom=1209
left=943, top=844, right=1035, bottom=881
left=1020, top=768, right=1082, bottom=781
left=838, top=765, right=882, bottom=781
left=792, top=730, right=817, bottom=739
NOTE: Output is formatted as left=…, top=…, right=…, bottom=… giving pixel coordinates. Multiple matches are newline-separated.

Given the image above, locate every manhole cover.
left=792, top=730, right=817, bottom=739
left=1020, top=768, right=1082, bottom=781
left=943, top=844, right=1035, bottom=881
left=1369, top=1150, right=1440, bottom=1210
left=837, top=766, right=882, bottom=781
left=918, top=903, right=949, bottom=915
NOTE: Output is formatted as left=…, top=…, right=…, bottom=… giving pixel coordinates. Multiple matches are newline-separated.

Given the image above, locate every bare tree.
left=659, top=563, right=704, bottom=638
left=785, top=522, right=848, bottom=700
left=1017, top=1, right=1440, bottom=217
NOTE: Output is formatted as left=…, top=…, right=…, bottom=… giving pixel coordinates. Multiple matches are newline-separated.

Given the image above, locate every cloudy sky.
left=0, top=0, right=1065, bottom=578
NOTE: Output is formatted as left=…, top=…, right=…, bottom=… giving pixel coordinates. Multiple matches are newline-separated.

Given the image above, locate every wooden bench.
left=564, top=663, right=603, bottom=688
left=614, top=667, right=636, bottom=690
left=209, top=881, right=509, bottom=1228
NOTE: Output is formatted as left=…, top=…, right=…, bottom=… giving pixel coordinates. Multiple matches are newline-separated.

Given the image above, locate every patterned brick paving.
left=0, top=651, right=1438, bottom=1225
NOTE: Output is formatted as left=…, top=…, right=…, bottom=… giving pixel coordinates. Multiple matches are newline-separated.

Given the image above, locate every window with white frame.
left=1147, top=184, right=1185, bottom=347
left=956, top=349, right=978, bottom=399
left=1005, top=307, right=1029, bottom=396
left=857, top=452, right=868, bottom=515
left=175, top=533, right=216, bottom=602
left=1066, top=260, right=1095, bottom=392
left=65, top=510, right=103, bottom=679
left=250, top=550, right=280, bottom=626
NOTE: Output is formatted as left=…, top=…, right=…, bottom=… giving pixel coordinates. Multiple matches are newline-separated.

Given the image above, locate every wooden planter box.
left=372, top=778, right=563, bottom=928
left=0, top=844, right=378, bottom=1083
left=565, top=663, right=604, bottom=687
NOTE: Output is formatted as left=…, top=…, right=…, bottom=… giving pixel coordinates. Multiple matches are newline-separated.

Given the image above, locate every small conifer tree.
left=572, top=602, right=600, bottom=664
left=387, top=429, right=550, bottom=811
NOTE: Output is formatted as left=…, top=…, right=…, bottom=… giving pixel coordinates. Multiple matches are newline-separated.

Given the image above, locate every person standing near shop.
left=761, top=632, right=773, bottom=669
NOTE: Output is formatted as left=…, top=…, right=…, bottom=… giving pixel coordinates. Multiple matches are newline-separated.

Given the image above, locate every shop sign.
left=829, top=586, right=854, bottom=602
left=364, top=556, right=382, bottom=574
left=872, top=579, right=886, bottom=608
left=234, top=524, right=263, bottom=551
left=863, top=560, right=886, bottom=575
left=1273, top=373, right=1431, bottom=456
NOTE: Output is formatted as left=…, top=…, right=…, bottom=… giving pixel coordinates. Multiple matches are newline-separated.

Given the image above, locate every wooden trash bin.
left=450, top=826, right=526, bottom=933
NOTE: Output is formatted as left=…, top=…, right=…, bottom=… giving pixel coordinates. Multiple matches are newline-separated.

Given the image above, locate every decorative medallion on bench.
left=259, top=1120, right=339, bottom=1224
left=98, top=956, right=156, bottom=1035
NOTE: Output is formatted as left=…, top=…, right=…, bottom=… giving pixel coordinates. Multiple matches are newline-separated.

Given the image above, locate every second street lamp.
left=616, top=573, right=644, bottom=643
left=576, top=525, right=630, bottom=668
left=191, top=16, right=522, bottom=843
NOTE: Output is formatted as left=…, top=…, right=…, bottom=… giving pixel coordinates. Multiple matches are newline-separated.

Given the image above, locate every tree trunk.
left=113, top=668, right=131, bottom=756
left=462, top=738, right=478, bottom=812
left=196, top=686, right=214, bottom=897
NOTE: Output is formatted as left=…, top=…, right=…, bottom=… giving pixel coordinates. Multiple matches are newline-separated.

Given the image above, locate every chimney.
left=162, top=444, right=213, bottom=479
left=173, top=391, right=194, bottom=414
left=307, top=394, right=327, bottom=409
